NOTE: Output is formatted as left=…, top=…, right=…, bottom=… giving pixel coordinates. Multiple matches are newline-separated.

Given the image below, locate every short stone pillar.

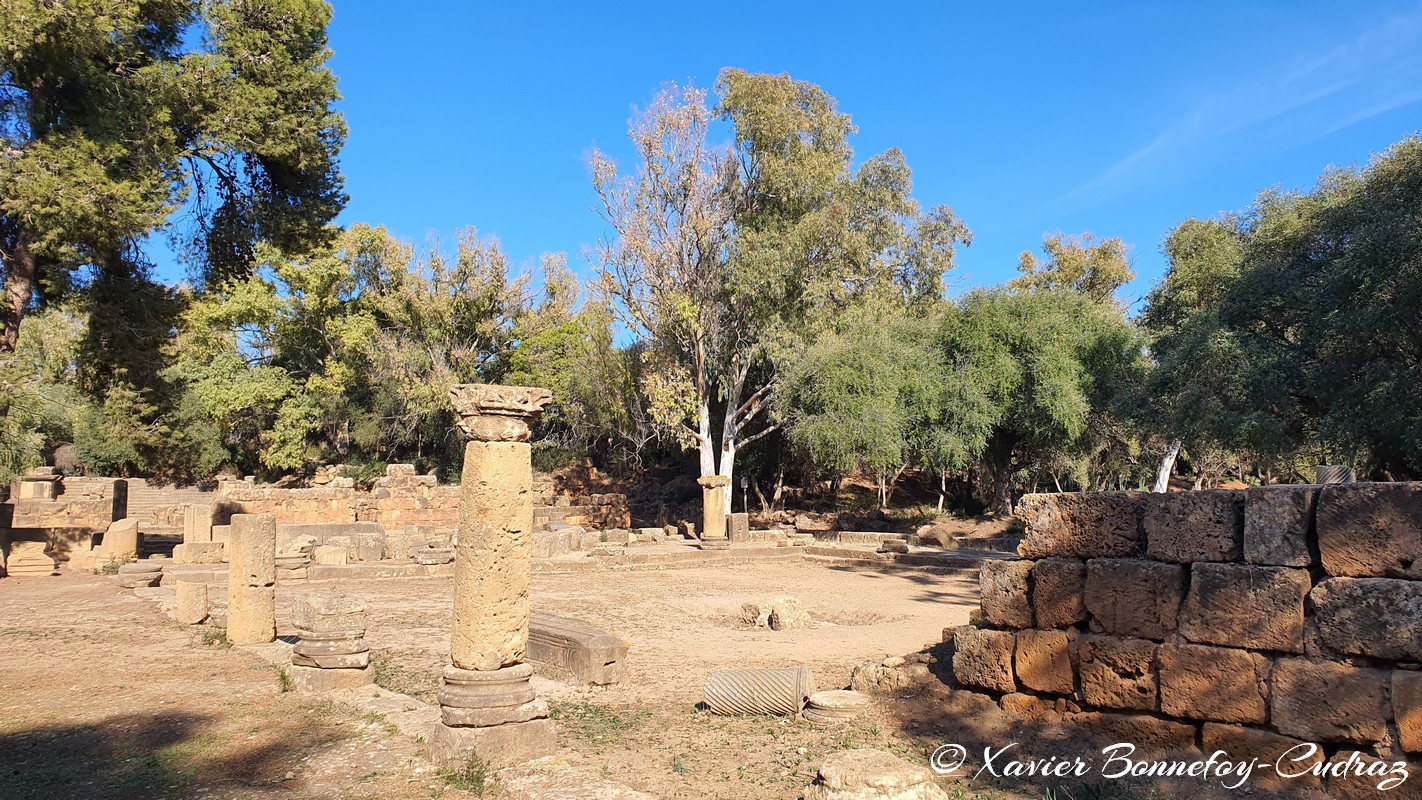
left=101, top=518, right=141, bottom=563
left=5, top=538, right=57, bottom=576
left=426, top=384, right=557, bottom=768
left=728, top=512, right=751, bottom=542
left=183, top=503, right=213, bottom=543
left=227, top=513, right=276, bottom=646
left=175, top=579, right=209, bottom=625
left=698, top=475, right=731, bottom=550
left=289, top=591, right=374, bottom=691
left=15, top=467, right=60, bottom=500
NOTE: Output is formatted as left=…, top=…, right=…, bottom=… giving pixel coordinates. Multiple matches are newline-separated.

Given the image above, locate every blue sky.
left=163, top=2, right=1422, bottom=311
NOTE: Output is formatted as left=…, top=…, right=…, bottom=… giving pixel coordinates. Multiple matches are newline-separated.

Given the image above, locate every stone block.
left=1143, top=489, right=1243, bottom=563
left=227, top=513, right=276, bottom=646
left=173, top=542, right=224, bottom=565
left=952, top=626, right=1016, bottom=694
left=1014, top=630, right=1073, bottom=695
left=1316, top=482, right=1422, bottom=579
left=528, top=612, right=629, bottom=685
left=175, top=580, right=208, bottom=625
left=1083, top=559, right=1185, bottom=640
left=424, top=718, right=557, bottom=771
left=1244, top=485, right=1316, bottom=566
left=1322, top=750, right=1416, bottom=799
left=803, top=748, right=949, bottom=800
left=1077, top=636, right=1157, bottom=712
left=102, top=518, right=140, bottom=562
left=183, top=503, right=214, bottom=544
left=1031, top=557, right=1087, bottom=629
left=1201, top=724, right=1322, bottom=793
left=602, top=529, right=632, bottom=545
left=728, top=513, right=750, bottom=541
left=1016, top=491, right=1144, bottom=559
left=287, top=664, right=374, bottom=692
left=5, top=539, right=57, bottom=576
left=1179, top=563, right=1307, bottom=652
left=312, top=545, right=347, bottom=565
left=979, top=559, right=1033, bottom=629
left=1157, top=644, right=1269, bottom=723
left=1067, top=712, right=1198, bottom=757
left=1311, top=578, right=1422, bottom=661
left=1394, top=671, right=1422, bottom=755
left=293, top=591, right=367, bottom=633
left=1272, top=658, right=1389, bottom=744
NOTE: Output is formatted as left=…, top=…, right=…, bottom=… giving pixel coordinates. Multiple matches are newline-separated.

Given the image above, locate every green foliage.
left=1145, top=136, right=1422, bottom=479
left=1011, top=232, right=1135, bottom=305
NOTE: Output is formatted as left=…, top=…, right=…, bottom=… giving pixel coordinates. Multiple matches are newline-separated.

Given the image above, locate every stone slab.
left=1158, top=643, right=1269, bottom=724
left=979, top=559, right=1033, bottom=629
left=288, top=664, right=374, bottom=692
left=1179, top=563, right=1308, bottom=653
left=1077, top=635, right=1157, bottom=712
left=951, top=626, right=1015, bottom=694
left=1143, top=490, right=1243, bottom=563
left=1030, top=557, right=1087, bottom=629
left=1083, top=559, right=1185, bottom=640
left=1310, top=577, right=1422, bottom=660
left=528, top=612, right=629, bottom=685
left=1272, top=658, right=1389, bottom=744
left=1316, top=482, right=1422, bottom=579
left=1016, top=492, right=1144, bottom=559
left=1244, top=485, right=1316, bottom=566
left=425, top=718, right=557, bottom=771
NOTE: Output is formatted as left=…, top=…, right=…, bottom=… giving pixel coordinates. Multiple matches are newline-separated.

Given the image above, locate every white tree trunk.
left=697, top=398, right=716, bottom=478
left=1153, top=439, right=1182, bottom=493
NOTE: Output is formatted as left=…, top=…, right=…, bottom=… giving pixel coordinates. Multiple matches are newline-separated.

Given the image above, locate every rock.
left=850, top=661, right=929, bottom=695
left=952, top=626, right=1015, bottom=694
left=1031, top=558, right=1087, bottom=629
left=979, top=560, right=1033, bottom=629
left=1014, top=630, right=1073, bottom=695
left=804, top=748, right=949, bottom=800
left=1077, top=635, right=1157, bottom=712
left=1083, top=559, right=1185, bottom=640
left=1157, top=643, right=1269, bottom=724
left=1393, top=671, right=1422, bottom=754
left=1316, top=482, right=1422, bottom=579
left=1244, top=485, right=1316, bottom=566
left=1271, top=658, right=1389, bottom=744
left=740, top=602, right=769, bottom=628
left=1143, top=490, right=1243, bottom=563
left=1016, top=491, right=1144, bottom=559
left=1179, top=563, right=1308, bottom=653
left=768, top=597, right=813, bottom=630
left=1310, top=577, right=1422, bottom=660
left=794, top=513, right=836, bottom=533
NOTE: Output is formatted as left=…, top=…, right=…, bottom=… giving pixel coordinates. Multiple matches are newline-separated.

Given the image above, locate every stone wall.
left=949, top=484, right=1422, bottom=778
left=4, top=474, right=127, bottom=559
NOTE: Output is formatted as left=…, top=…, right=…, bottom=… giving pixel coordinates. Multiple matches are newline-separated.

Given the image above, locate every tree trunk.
left=0, top=227, right=37, bottom=354
left=936, top=471, right=946, bottom=515
left=1153, top=439, right=1182, bottom=493
left=990, top=461, right=1014, bottom=516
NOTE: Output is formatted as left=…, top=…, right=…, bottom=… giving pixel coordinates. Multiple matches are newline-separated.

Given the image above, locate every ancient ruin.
left=425, top=383, right=558, bottom=768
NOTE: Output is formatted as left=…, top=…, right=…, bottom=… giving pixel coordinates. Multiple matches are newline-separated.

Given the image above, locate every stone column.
left=289, top=591, right=374, bottom=691
left=427, top=384, right=557, bottom=768
left=184, top=503, right=214, bottom=543
left=227, top=513, right=276, bottom=646
left=698, top=476, right=731, bottom=550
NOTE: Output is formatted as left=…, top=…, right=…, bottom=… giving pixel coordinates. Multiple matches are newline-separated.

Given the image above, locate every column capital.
left=449, top=384, right=553, bottom=442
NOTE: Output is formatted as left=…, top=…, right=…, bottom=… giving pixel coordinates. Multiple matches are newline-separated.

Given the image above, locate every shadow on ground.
left=0, top=710, right=336, bottom=799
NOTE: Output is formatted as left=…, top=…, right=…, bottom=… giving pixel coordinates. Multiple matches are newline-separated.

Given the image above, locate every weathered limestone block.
left=175, top=580, right=209, bottom=625
left=312, top=544, right=347, bottom=565
left=530, top=529, right=570, bottom=559
left=1031, top=558, right=1087, bottom=629
left=1272, top=659, right=1389, bottom=744
left=1067, top=712, right=1198, bottom=757
left=116, top=560, right=162, bottom=587
left=951, top=626, right=1015, bottom=694
left=1179, top=563, right=1308, bottom=652
left=728, top=512, right=750, bottom=542
left=527, top=613, right=629, bottom=685
left=1316, top=482, right=1422, bottom=579
left=1311, top=578, right=1422, bottom=660
left=1014, top=629, right=1073, bottom=695
left=453, top=439, right=534, bottom=671
left=1201, top=724, right=1322, bottom=793
left=173, top=542, right=224, bottom=565
left=1143, top=489, right=1243, bottom=563
left=803, top=748, right=951, bottom=800
left=1322, top=750, right=1415, bottom=800
left=1244, top=485, right=1316, bottom=566
left=1394, top=671, right=1422, bottom=754
left=288, top=664, right=373, bottom=692
left=1077, top=636, right=1157, bottom=712
left=293, top=591, right=368, bottom=634
left=979, top=559, right=1033, bottom=629
left=5, top=539, right=57, bottom=576
left=227, top=513, right=276, bottom=646
left=425, top=717, right=557, bottom=770
left=999, top=692, right=1081, bottom=722
left=183, top=503, right=213, bottom=544
left=1158, top=643, right=1269, bottom=724
left=102, top=518, right=140, bottom=562
left=768, top=596, right=813, bottom=630
left=1016, top=491, right=1144, bottom=559
left=1083, top=559, right=1185, bottom=640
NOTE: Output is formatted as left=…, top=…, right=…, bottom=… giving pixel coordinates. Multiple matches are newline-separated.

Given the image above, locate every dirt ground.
left=0, top=560, right=1023, bottom=800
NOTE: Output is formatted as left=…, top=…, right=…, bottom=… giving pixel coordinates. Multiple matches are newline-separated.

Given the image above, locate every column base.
left=288, top=664, right=374, bottom=692
left=698, top=539, right=730, bottom=550
left=425, top=718, right=557, bottom=770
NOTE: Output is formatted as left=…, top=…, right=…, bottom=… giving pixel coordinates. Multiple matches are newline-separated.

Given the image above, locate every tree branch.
left=736, top=423, right=779, bottom=449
